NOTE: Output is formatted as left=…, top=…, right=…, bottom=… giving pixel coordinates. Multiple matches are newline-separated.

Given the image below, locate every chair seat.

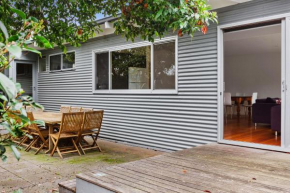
left=50, top=132, right=78, bottom=139
left=81, top=130, right=99, bottom=135
left=31, top=127, right=49, bottom=136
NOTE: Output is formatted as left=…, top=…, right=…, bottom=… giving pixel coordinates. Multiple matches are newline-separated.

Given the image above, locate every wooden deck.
left=74, top=144, right=290, bottom=193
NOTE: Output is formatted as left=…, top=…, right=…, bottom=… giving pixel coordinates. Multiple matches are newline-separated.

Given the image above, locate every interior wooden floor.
left=224, top=114, right=281, bottom=146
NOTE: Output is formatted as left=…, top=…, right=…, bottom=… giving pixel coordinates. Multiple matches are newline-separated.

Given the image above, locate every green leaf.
left=0, top=94, right=8, bottom=101
left=15, top=82, right=22, bottom=93
left=15, top=114, right=30, bottom=124
left=0, top=122, right=16, bottom=137
left=10, top=145, right=20, bottom=161
left=6, top=45, right=22, bottom=58
left=155, top=9, right=163, bottom=20
left=34, top=36, right=53, bottom=49
left=32, top=102, right=44, bottom=110
left=8, top=35, right=19, bottom=42
left=14, top=102, right=23, bottom=110
left=1, top=154, right=7, bottom=162
left=20, top=107, right=27, bottom=117
left=0, top=21, right=8, bottom=40
left=0, top=73, right=17, bottom=99
left=25, top=133, right=33, bottom=140
left=0, top=144, right=6, bottom=156
left=63, top=46, right=67, bottom=54
left=0, top=42, right=5, bottom=48
left=22, top=95, right=33, bottom=101
left=23, top=47, right=42, bottom=57
left=32, top=120, right=45, bottom=127
left=10, top=8, right=26, bottom=19
left=29, top=16, right=38, bottom=22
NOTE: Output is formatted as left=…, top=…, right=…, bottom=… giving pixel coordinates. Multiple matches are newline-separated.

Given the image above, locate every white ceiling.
left=224, top=24, right=281, bottom=56
left=208, top=0, right=252, bottom=9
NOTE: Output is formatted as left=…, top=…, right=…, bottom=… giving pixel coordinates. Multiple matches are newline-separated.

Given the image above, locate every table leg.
left=248, top=98, right=252, bottom=116
left=237, top=98, right=242, bottom=116
left=45, top=124, right=54, bottom=154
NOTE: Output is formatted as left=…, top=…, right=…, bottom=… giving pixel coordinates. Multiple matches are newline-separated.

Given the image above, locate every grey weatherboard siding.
left=38, top=0, right=289, bottom=151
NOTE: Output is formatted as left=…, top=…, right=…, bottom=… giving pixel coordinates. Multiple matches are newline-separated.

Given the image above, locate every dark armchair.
left=271, top=105, right=281, bottom=134
left=252, top=98, right=279, bottom=125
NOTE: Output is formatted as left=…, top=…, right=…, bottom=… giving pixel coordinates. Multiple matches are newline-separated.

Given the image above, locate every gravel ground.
left=0, top=139, right=161, bottom=193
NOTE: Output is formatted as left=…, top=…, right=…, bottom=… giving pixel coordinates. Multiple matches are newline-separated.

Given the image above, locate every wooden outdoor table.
left=231, top=96, right=252, bottom=115
left=33, top=111, right=62, bottom=153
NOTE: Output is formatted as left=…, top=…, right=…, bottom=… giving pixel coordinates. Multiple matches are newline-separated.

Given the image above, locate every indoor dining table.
left=33, top=111, right=62, bottom=153
left=231, top=96, right=252, bottom=115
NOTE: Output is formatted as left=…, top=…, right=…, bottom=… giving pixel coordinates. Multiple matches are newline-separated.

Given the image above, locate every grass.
left=67, top=153, right=126, bottom=165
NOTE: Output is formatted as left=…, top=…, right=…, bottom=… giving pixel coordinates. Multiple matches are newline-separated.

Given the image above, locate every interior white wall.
left=224, top=53, right=281, bottom=99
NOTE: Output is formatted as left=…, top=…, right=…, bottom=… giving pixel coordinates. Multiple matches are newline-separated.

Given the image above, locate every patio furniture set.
left=16, top=105, right=104, bottom=158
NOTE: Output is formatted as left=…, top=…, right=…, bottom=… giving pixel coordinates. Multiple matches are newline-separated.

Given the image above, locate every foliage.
left=0, top=0, right=217, bottom=51
left=0, top=8, right=48, bottom=162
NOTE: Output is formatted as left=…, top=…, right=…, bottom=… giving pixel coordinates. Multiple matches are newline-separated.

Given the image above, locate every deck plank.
left=76, top=144, right=290, bottom=193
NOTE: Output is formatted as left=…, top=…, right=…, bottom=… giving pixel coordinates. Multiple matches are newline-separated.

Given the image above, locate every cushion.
left=265, top=97, right=276, bottom=103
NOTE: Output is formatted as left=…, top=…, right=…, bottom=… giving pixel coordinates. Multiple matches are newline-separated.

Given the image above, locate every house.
left=8, top=0, right=290, bottom=152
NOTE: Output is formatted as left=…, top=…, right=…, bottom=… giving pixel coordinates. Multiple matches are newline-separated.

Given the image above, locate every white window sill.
left=92, top=90, right=178, bottom=95
left=49, top=68, right=76, bottom=73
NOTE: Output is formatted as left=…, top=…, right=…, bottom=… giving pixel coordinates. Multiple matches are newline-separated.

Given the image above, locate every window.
left=93, top=37, right=177, bottom=93
left=17, top=64, right=26, bottom=75
left=112, top=46, right=151, bottom=90
left=39, top=56, right=47, bottom=72
left=49, top=52, right=75, bottom=71
left=16, top=63, right=32, bottom=75
left=50, top=55, right=61, bottom=70
left=63, top=52, right=75, bottom=69
left=154, top=42, right=175, bottom=89
left=96, top=52, right=109, bottom=90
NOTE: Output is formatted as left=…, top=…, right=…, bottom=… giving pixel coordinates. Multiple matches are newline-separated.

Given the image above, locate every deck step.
left=59, top=179, right=76, bottom=193
left=72, top=144, right=290, bottom=193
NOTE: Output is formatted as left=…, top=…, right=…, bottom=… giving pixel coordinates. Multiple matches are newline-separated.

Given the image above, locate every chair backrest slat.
left=224, top=92, right=232, bottom=106
left=252, top=92, right=258, bottom=104
left=70, top=107, right=82, bottom=113
left=60, top=112, right=84, bottom=133
left=81, top=108, right=93, bottom=112
left=27, top=112, right=39, bottom=132
left=83, top=110, right=104, bottom=131
left=60, top=105, right=71, bottom=113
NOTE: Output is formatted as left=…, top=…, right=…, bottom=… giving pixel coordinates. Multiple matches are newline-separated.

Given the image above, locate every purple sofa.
left=271, top=105, right=281, bottom=133
left=252, top=98, right=280, bottom=125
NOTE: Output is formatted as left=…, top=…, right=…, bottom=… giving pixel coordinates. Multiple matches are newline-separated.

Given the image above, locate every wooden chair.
left=70, top=107, right=82, bottom=112
left=60, top=105, right=71, bottom=113
left=9, top=113, right=30, bottom=147
left=242, top=92, right=258, bottom=115
left=25, top=112, right=49, bottom=155
left=78, top=110, right=104, bottom=154
left=50, top=112, right=84, bottom=158
left=81, top=108, right=93, bottom=112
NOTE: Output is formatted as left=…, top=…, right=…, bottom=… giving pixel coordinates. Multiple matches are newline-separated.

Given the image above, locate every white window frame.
left=38, top=55, right=47, bottom=73
left=49, top=51, right=76, bottom=72
left=92, top=36, right=178, bottom=94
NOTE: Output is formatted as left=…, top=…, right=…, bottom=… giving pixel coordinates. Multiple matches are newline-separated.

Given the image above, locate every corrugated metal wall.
left=39, top=0, right=290, bottom=151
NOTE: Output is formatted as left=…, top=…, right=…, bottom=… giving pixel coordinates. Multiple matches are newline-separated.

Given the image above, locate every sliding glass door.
left=218, top=17, right=290, bottom=151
